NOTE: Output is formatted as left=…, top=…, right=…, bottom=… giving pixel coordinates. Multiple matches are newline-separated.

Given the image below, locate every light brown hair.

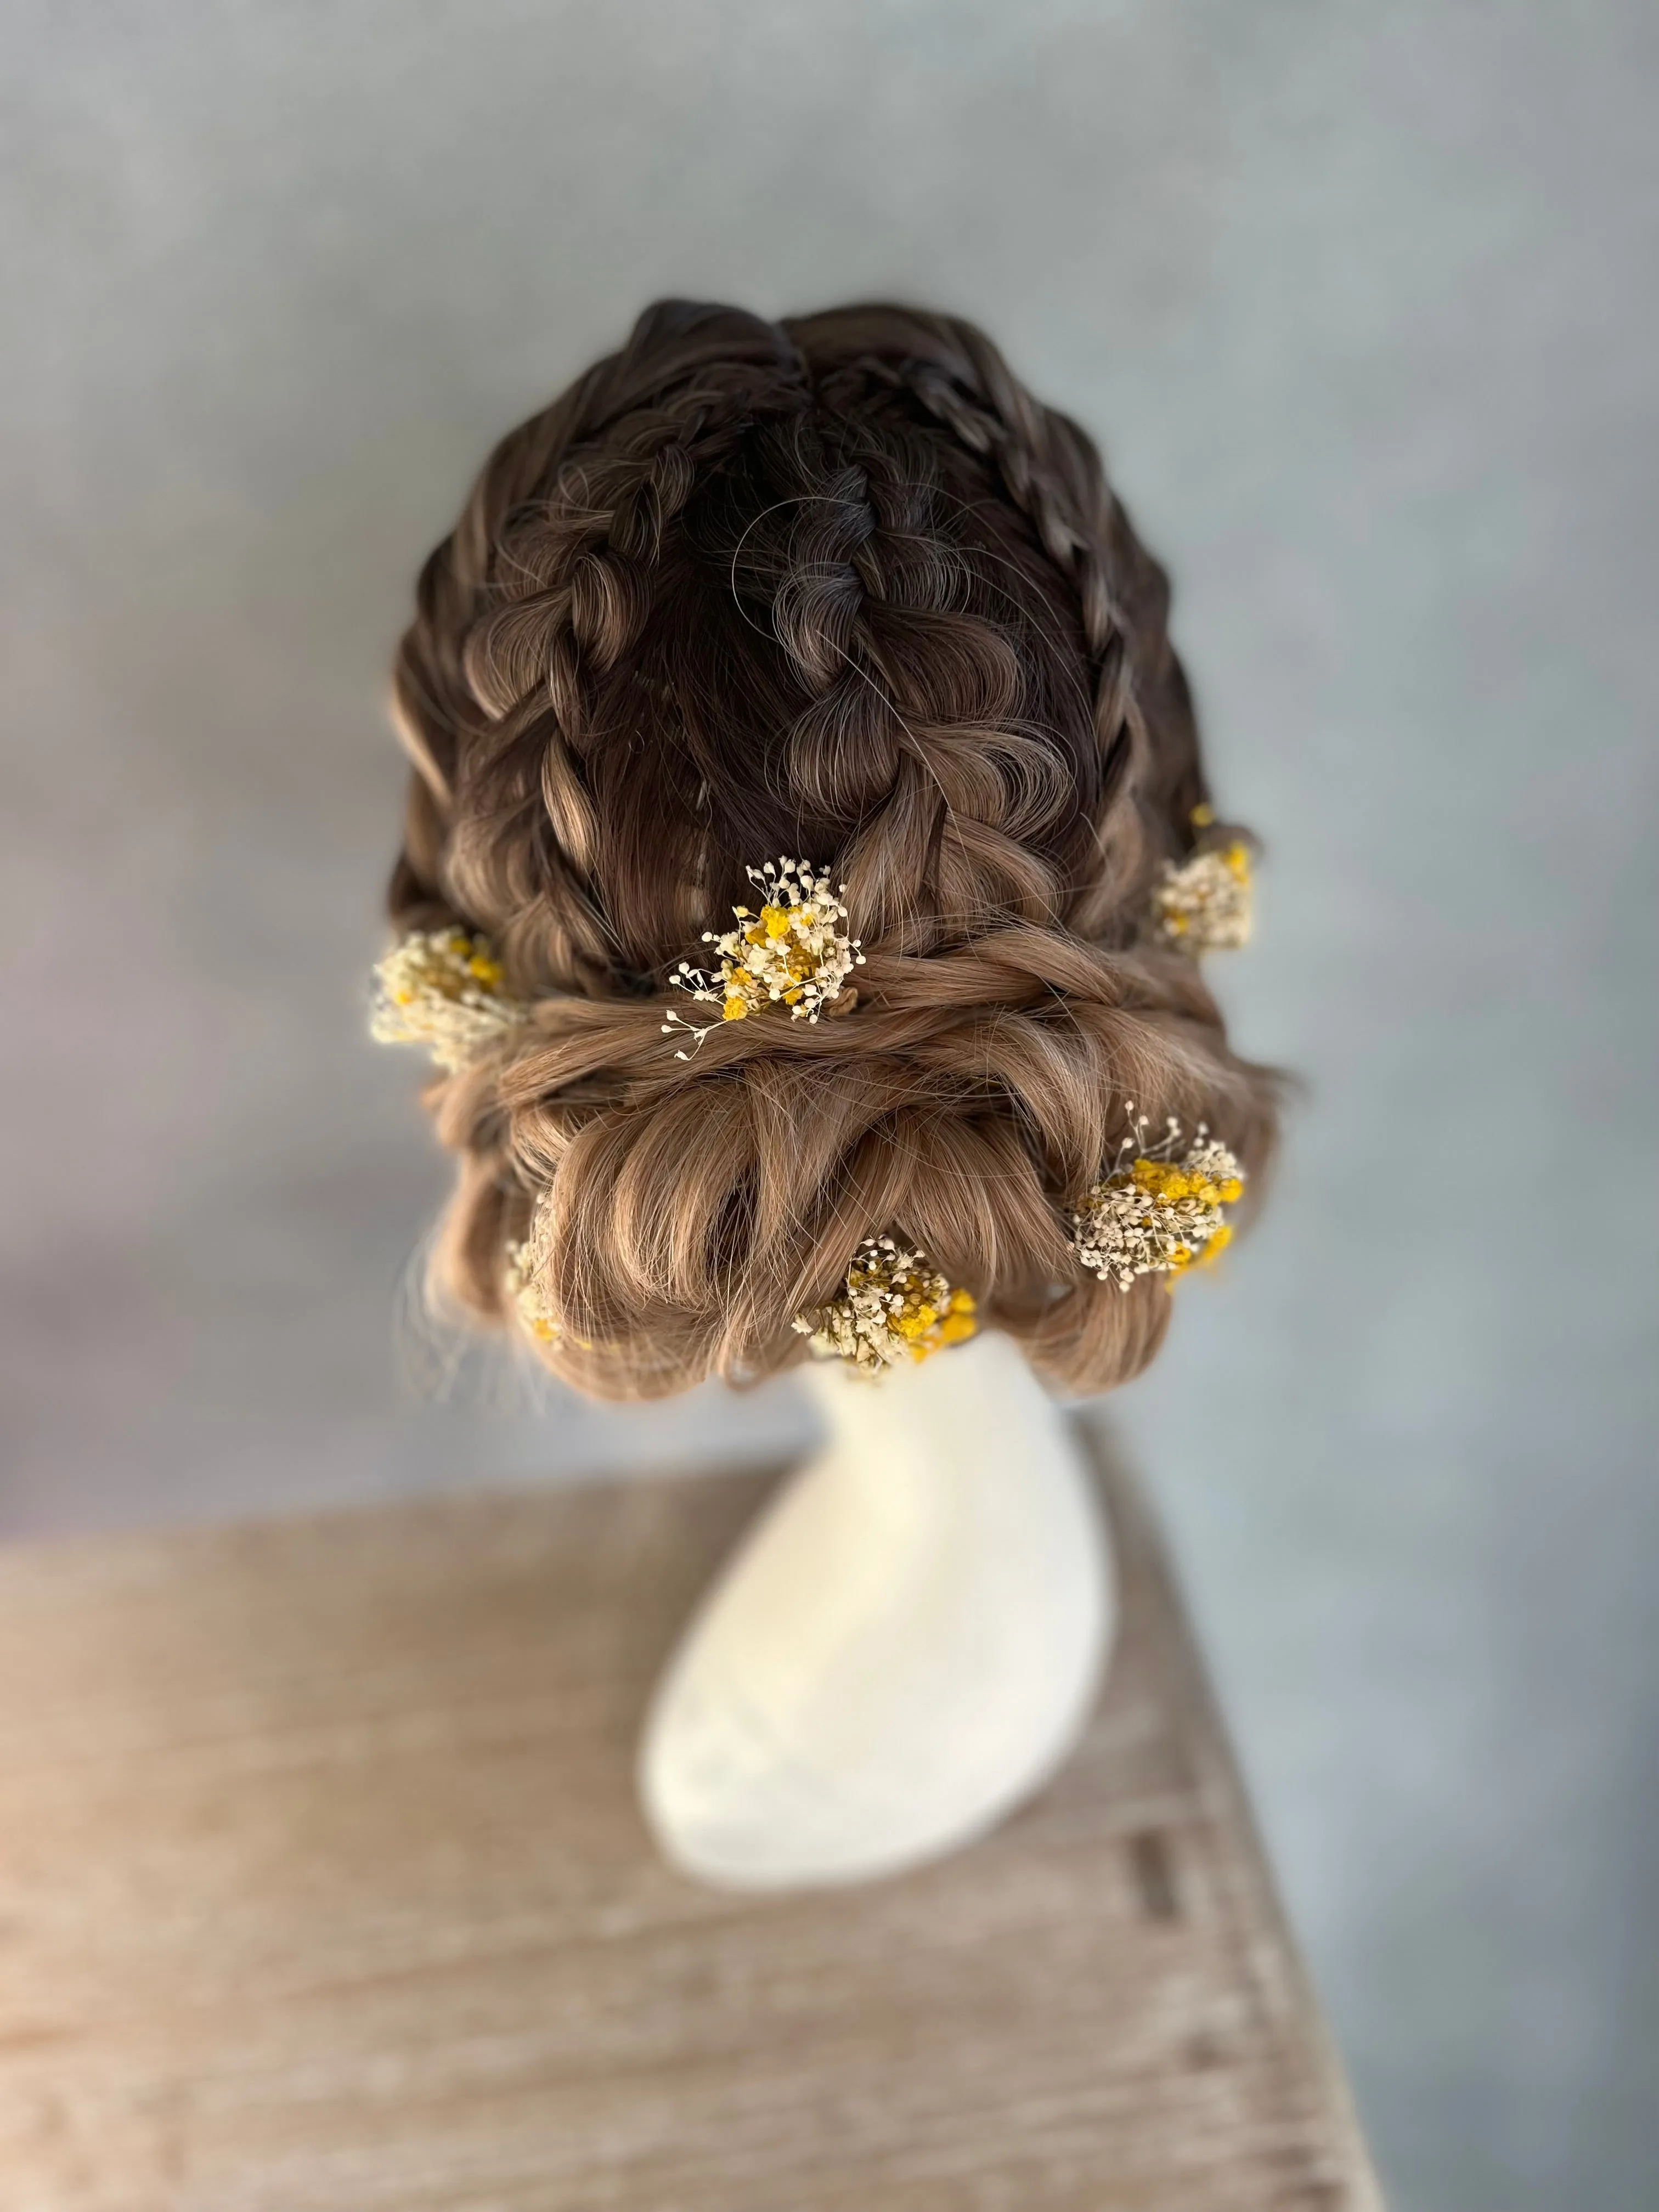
left=387, top=300, right=1277, bottom=1398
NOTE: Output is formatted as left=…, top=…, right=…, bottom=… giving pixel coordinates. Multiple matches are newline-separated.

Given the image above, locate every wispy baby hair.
left=381, top=298, right=1277, bottom=1397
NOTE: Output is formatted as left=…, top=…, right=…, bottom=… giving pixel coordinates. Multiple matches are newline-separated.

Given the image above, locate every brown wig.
left=385, top=300, right=1277, bottom=1398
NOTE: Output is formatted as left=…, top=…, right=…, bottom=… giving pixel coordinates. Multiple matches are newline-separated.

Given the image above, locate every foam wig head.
left=381, top=300, right=1277, bottom=1398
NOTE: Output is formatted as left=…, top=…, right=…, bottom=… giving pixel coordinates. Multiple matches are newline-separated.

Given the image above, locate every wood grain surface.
left=0, top=1431, right=1383, bottom=2211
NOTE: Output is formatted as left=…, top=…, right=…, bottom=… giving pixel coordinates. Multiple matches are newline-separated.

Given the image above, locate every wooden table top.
left=0, top=1430, right=1382, bottom=2211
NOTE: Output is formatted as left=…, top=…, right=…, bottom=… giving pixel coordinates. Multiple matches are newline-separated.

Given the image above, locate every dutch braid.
left=795, top=307, right=1211, bottom=936
left=382, top=300, right=1276, bottom=1398
left=727, top=404, right=1074, bottom=950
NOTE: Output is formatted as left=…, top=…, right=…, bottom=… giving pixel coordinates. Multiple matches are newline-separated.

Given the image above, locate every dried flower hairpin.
left=1150, top=807, right=1253, bottom=953
left=370, top=927, right=526, bottom=1071
left=664, top=858, right=864, bottom=1056
left=504, top=1238, right=560, bottom=1345
left=794, top=1236, right=979, bottom=1375
left=1071, top=1104, right=1245, bottom=1291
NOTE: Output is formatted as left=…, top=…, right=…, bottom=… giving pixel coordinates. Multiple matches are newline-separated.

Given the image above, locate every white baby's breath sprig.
left=793, top=1235, right=978, bottom=1376
left=663, top=857, right=864, bottom=1057
left=1151, top=829, right=1254, bottom=953
left=370, top=927, right=526, bottom=1072
left=504, top=1237, right=560, bottom=1346
left=1071, top=1102, right=1245, bottom=1291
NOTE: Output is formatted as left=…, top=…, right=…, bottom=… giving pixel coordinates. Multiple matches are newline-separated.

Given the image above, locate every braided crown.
left=384, top=300, right=1275, bottom=1399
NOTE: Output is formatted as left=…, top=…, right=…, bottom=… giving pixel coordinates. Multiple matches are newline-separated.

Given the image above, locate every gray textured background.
left=4, top=4, right=1657, bottom=2205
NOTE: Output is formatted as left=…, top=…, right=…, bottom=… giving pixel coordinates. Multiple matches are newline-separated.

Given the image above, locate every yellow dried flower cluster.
left=370, top=928, right=525, bottom=1072
left=504, top=1238, right=560, bottom=1345
left=1152, top=841, right=1253, bottom=952
left=794, top=1236, right=979, bottom=1374
left=1072, top=1106, right=1245, bottom=1291
left=664, top=858, right=864, bottom=1056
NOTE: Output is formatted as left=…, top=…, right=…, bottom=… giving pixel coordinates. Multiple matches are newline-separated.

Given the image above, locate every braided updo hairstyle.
left=387, top=300, right=1276, bottom=1398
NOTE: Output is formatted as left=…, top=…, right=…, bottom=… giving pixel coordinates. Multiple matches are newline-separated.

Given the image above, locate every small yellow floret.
left=1132, top=1158, right=1203, bottom=1203
left=794, top=1238, right=979, bottom=1373
left=1072, top=1115, right=1246, bottom=1291
left=504, top=1237, right=561, bottom=1348
left=668, top=859, right=865, bottom=1045
left=370, top=928, right=524, bottom=1072
left=1152, top=842, right=1253, bottom=953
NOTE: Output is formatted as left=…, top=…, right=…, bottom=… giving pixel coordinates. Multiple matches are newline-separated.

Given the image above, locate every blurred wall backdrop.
left=4, top=4, right=1656, bottom=2207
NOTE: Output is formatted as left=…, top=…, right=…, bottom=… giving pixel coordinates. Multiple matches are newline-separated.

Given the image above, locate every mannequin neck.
left=797, top=1329, right=1071, bottom=1503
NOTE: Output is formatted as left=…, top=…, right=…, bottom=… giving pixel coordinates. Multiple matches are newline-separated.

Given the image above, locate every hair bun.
left=385, top=300, right=1276, bottom=1399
